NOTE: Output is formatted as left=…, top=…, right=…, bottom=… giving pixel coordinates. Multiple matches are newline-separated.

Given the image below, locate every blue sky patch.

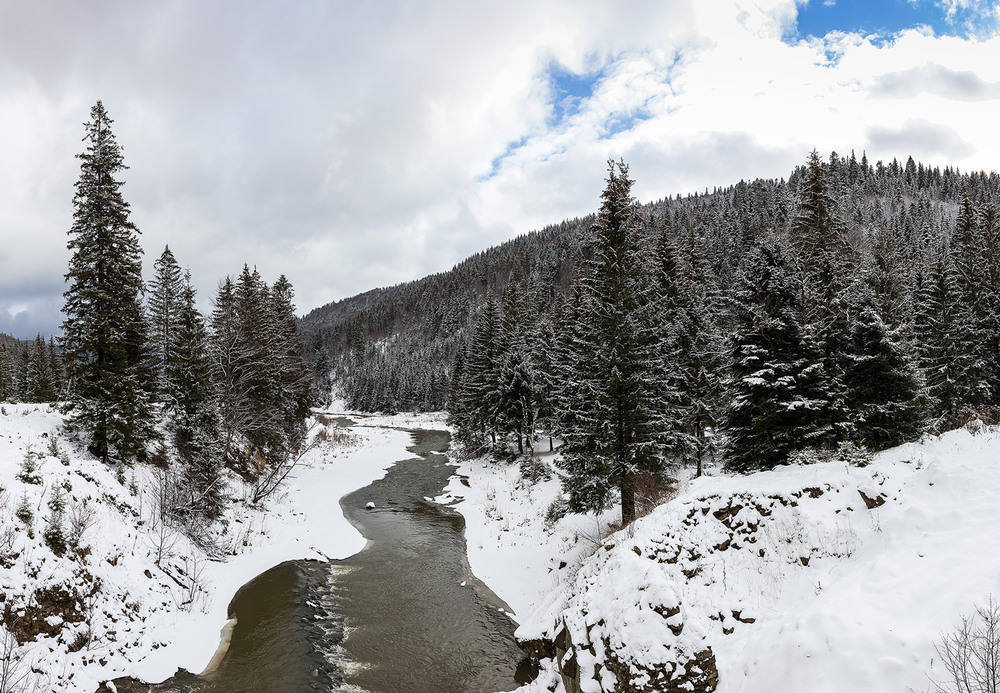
left=790, top=0, right=999, bottom=42
left=547, top=62, right=603, bottom=128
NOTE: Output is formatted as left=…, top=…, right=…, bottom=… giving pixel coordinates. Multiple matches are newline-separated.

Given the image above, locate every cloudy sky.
left=1, top=0, right=1000, bottom=338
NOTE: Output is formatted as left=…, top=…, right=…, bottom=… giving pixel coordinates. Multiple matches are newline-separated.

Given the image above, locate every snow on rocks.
left=447, top=427, right=1000, bottom=693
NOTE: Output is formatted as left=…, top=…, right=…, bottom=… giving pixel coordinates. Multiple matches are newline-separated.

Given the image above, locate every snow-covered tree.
left=23, top=335, right=55, bottom=402
left=723, top=232, right=835, bottom=472
left=148, top=245, right=185, bottom=405
left=841, top=281, right=926, bottom=449
left=61, top=100, right=154, bottom=463
left=559, top=160, right=674, bottom=524
left=171, top=272, right=224, bottom=517
left=914, top=247, right=978, bottom=429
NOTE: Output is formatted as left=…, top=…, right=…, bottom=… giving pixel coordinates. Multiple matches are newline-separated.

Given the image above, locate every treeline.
left=311, top=145, right=996, bottom=417
left=450, top=152, right=1000, bottom=524
left=54, top=101, right=315, bottom=528
left=0, top=334, right=66, bottom=403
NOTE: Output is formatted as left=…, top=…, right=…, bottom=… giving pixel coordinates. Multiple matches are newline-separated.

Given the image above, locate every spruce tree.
left=913, top=247, right=977, bottom=429
left=790, top=150, right=854, bottom=441
left=61, top=101, right=154, bottom=463
left=24, top=335, right=55, bottom=402
left=559, top=160, right=673, bottom=524
left=723, top=232, right=834, bottom=472
left=148, top=245, right=185, bottom=405
left=269, top=275, right=312, bottom=456
left=841, top=281, right=926, bottom=449
left=171, top=273, right=224, bottom=516
left=48, top=337, right=66, bottom=400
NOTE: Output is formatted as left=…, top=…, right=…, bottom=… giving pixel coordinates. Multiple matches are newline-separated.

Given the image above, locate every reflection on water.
left=109, top=429, right=530, bottom=693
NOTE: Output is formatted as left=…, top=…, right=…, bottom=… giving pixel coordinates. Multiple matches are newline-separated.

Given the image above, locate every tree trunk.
left=620, top=473, right=636, bottom=525
left=517, top=432, right=523, bottom=455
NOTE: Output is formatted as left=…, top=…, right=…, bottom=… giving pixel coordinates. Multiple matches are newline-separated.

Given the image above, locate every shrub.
left=17, top=449, right=41, bottom=485
left=925, top=597, right=1000, bottom=693
left=836, top=441, right=874, bottom=467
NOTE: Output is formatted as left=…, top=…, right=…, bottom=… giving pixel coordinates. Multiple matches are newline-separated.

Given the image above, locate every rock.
left=858, top=489, right=886, bottom=509
left=366, top=501, right=375, bottom=509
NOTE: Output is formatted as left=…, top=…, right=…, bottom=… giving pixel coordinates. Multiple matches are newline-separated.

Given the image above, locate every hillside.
left=303, top=152, right=990, bottom=414
left=0, top=405, right=415, bottom=692
left=438, top=422, right=1000, bottom=693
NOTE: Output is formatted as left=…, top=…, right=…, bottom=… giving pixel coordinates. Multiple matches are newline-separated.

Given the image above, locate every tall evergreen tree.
left=559, top=160, right=673, bottom=524
left=913, top=247, right=977, bottom=429
left=148, top=245, right=185, bottom=405
left=61, top=101, right=154, bottom=463
left=48, top=337, right=66, bottom=400
left=790, top=150, right=854, bottom=441
left=269, top=274, right=312, bottom=455
left=24, top=335, right=55, bottom=403
left=841, top=281, right=926, bottom=449
left=171, top=273, right=224, bottom=517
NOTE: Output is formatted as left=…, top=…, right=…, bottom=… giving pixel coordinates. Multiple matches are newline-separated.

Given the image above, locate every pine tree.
left=498, top=346, right=535, bottom=456
left=559, top=160, right=673, bottom=524
left=269, top=275, right=312, bottom=456
left=790, top=150, right=854, bottom=441
left=210, top=267, right=311, bottom=473
left=0, top=344, right=14, bottom=402
left=48, top=337, right=66, bottom=400
left=841, top=281, right=926, bottom=449
left=148, top=245, right=185, bottom=405
left=913, top=247, right=977, bottom=429
left=723, top=232, right=835, bottom=472
left=24, top=335, right=55, bottom=402
left=61, top=101, right=154, bottom=463
left=458, top=293, right=503, bottom=448
left=171, top=272, right=224, bottom=517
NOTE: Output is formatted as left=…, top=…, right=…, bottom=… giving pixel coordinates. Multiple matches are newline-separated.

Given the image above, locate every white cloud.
left=0, top=0, right=999, bottom=337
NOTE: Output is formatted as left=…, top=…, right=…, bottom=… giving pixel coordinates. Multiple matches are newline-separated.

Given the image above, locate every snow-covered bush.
left=786, top=447, right=833, bottom=466
left=17, top=448, right=41, bottom=484
left=15, top=491, right=33, bottom=535
left=836, top=440, right=874, bottom=467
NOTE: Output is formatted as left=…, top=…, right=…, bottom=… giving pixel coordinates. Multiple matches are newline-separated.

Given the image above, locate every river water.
left=110, top=427, right=530, bottom=693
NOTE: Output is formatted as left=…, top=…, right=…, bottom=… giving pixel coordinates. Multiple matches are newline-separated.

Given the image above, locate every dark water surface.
left=110, top=429, right=529, bottom=693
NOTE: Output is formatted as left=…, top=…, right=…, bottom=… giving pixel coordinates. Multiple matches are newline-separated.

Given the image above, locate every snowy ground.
left=8, top=399, right=996, bottom=693
left=0, top=404, right=417, bottom=692
left=436, top=446, right=620, bottom=623
left=441, top=426, right=1000, bottom=693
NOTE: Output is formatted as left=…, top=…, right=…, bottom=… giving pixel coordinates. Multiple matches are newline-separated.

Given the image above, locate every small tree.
left=44, top=486, right=67, bottom=555
left=15, top=492, right=33, bottom=537
left=17, top=448, right=41, bottom=485
left=926, top=598, right=1000, bottom=693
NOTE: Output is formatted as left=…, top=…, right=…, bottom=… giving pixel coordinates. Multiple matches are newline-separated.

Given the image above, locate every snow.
left=440, top=426, right=1000, bottom=693
left=9, top=397, right=1000, bottom=693
left=0, top=403, right=416, bottom=692
left=436, top=446, right=619, bottom=622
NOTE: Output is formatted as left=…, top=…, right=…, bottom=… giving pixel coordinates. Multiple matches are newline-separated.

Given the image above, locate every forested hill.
left=299, top=214, right=598, bottom=410
left=302, top=152, right=994, bottom=413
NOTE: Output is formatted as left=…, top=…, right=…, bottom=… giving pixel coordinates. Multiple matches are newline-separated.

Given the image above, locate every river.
left=107, top=426, right=532, bottom=693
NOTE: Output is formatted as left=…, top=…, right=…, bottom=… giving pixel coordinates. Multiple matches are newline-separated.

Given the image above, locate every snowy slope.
left=444, top=427, right=1000, bottom=693
left=0, top=404, right=414, bottom=692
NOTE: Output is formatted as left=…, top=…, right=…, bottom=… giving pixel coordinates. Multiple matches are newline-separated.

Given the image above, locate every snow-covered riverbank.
left=441, top=426, right=1000, bottom=693
left=0, top=405, right=424, bottom=692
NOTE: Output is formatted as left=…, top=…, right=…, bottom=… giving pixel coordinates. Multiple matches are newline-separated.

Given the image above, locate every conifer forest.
left=13, top=101, right=317, bottom=527
left=304, top=150, right=1000, bottom=524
